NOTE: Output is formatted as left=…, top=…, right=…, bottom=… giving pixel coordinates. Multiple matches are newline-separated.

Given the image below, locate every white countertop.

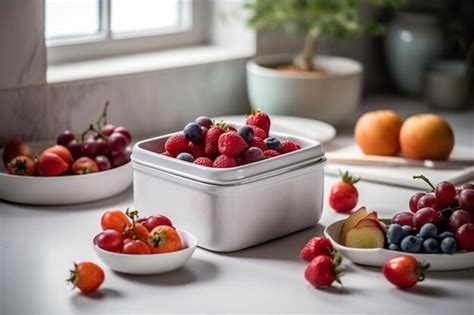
left=1, top=96, right=473, bottom=314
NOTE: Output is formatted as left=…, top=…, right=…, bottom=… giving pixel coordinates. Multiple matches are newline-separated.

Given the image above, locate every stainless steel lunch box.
left=132, top=131, right=326, bottom=252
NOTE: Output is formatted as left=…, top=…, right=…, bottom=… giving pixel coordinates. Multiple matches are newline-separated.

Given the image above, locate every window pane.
left=111, top=0, right=180, bottom=35
left=45, top=0, right=100, bottom=40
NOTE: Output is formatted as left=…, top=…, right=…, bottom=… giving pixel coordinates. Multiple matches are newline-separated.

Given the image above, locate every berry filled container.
left=132, top=131, right=326, bottom=252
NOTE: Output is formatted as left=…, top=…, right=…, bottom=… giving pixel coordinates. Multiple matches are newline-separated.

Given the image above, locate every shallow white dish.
left=324, top=219, right=474, bottom=271
left=213, top=115, right=336, bottom=144
left=0, top=144, right=133, bottom=205
left=93, top=229, right=197, bottom=275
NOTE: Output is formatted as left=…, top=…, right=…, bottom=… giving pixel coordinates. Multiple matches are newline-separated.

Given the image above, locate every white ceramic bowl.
left=0, top=161, right=132, bottom=205
left=324, top=219, right=474, bottom=271
left=93, top=229, right=198, bottom=275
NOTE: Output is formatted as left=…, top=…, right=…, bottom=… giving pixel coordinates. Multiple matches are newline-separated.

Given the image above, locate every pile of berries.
left=3, top=102, right=132, bottom=176
left=389, top=175, right=474, bottom=253
left=161, top=110, right=301, bottom=168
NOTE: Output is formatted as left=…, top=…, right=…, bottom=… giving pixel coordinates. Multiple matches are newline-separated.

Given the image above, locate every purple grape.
left=82, top=138, right=99, bottom=158
left=462, top=183, right=474, bottom=190
left=107, top=132, right=127, bottom=153
left=110, top=151, right=130, bottom=167
left=95, top=155, right=112, bottom=171
left=114, top=126, right=132, bottom=145
left=95, top=138, right=109, bottom=156
left=435, top=181, right=456, bottom=205
left=195, top=116, right=213, bottom=128
left=417, top=194, right=441, bottom=212
left=101, top=124, right=115, bottom=137
left=57, top=130, right=75, bottom=146
left=409, top=192, right=425, bottom=213
left=459, top=189, right=474, bottom=212
left=243, top=147, right=264, bottom=164
left=450, top=210, right=472, bottom=232
left=66, top=139, right=82, bottom=159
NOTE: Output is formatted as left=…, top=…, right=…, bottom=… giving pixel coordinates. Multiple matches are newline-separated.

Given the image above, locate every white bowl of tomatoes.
left=93, top=209, right=198, bottom=275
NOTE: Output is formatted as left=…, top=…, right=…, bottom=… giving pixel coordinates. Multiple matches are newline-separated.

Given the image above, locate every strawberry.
left=7, top=156, right=36, bottom=176
left=304, top=253, right=344, bottom=289
left=279, top=140, right=301, bottom=154
left=382, top=255, right=429, bottom=289
left=300, top=237, right=334, bottom=262
left=193, top=157, right=213, bottom=167
left=205, top=122, right=227, bottom=158
left=188, top=142, right=205, bottom=159
left=249, top=125, right=267, bottom=139
left=246, top=109, right=271, bottom=137
left=263, top=149, right=280, bottom=158
left=249, top=137, right=268, bottom=152
left=164, top=134, right=188, bottom=157
left=44, top=145, right=73, bottom=166
left=218, top=132, right=248, bottom=157
left=161, top=151, right=173, bottom=157
left=36, top=152, right=69, bottom=176
left=213, top=155, right=237, bottom=168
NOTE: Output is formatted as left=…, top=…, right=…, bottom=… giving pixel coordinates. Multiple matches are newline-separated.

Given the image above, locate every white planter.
left=246, top=54, right=363, bottom=125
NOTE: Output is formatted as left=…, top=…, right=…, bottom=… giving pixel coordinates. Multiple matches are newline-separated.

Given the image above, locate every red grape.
left=435, top=181, right=456, bottom=205
left=82, top=138, right=99, bottom=158
left=95, top=155, right=112, bottom=171
left=145, top=214, right=173, bottom=231
left=456, top=223, right=474, bottom=251
left=459, top=189, right=474, bottom=212
left=114, top=127, right=132, bottom=145
left=57, top=130, right=75, bottom=146
left=413, top=207, right=438, bottom=231
left=450, top=210, right=472, bottom=232
left=101, top=124, right=115, bottom=137
left=95, top=138, right=109, bottom=156
left=110, top=151, right=130, bottom=167
left=94, top=229, right=124, bottom=252
left=107, top=132, right=128, bottom=153
left=409, top=192, right=425, bottom=213
left=417, top=194, right=441, bottom=212
left=462, top=183, right=474, bottom=190
left=392, top=212, right=414, bottom=227
left=66, top=139, right=82, bottom=159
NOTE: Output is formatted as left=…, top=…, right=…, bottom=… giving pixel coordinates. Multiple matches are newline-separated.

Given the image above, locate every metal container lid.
left=132, top=131, right=325, bottom=185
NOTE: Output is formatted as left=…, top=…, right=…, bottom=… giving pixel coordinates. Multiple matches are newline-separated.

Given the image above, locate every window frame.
left=46, top=0, right=209, bottom=64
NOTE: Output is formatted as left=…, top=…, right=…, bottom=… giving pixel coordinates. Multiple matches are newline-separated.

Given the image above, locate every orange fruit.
left=400, top=114, right=454, bottom=160
left=354, top=110, right=402, bottom=156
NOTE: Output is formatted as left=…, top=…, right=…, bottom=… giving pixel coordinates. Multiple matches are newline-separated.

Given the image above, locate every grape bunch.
left=56, top=102, right=132, bottom=172
left=389, top=175, right=474, bottom=253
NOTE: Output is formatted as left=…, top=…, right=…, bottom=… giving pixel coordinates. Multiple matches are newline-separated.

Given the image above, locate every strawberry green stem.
left=339, top=169, right=360, bottom=185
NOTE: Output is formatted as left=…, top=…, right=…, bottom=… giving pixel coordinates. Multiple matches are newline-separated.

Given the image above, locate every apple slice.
left=339, top=206, right=367, bottom=245
left=354, top=218, right=381, bottom=229
left=365, top=211, right=378, bottom=221
left=345, top=226, right=385, bottom=249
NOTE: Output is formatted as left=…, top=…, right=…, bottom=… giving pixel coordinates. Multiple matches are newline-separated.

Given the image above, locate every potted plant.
left=245, top=0, right=404, bottom=125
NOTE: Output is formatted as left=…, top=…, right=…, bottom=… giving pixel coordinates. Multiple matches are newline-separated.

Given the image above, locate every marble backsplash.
left=0, top=58, right=249, bottom=146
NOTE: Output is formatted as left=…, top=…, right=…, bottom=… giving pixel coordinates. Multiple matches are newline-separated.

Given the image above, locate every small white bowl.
left=324, top=219, right=474, bottom=271
left=93, top=229, right=198, bottom=275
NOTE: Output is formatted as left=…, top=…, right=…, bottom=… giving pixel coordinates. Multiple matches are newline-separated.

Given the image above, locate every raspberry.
left=249, top=137, right=268, bottom=151
left=279, top=140, right=300, bottom=154
left=193, top=157, right=213, bottom=167
left=249, top=125, right=266, bottom=139
left=164, top=134, right=188, bottom=157
left=246, top=109, right=271, bottom=137
left=213, top=155, right=237, bottom=168
left=263, top=149, right=280, bottom=158
left=218, top=132, right=248, bottom=157
left=188, top=142, right=205, bottom=159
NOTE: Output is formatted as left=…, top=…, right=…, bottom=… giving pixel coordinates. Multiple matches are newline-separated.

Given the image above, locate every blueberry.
left=195, top=116, right=213, bottom=128
left=388, top=243, right=401, bottom=251
left=437, top=231, right=455, bottom=239
left=264, top=137, right=281, bottom=150
left=401, top=225, right=413, bottom=238
left=440, top=237, right=457, bottom=254
left=419, top=223, right=438, bottom=239
left=387, top=224, right=403, bottom=244
left=237, top=126, right=254, bottom=142
left=400, top=235, right=422, bottom=253
left=184, top=122, right=203, bottom=142
left=423, top=238, right=439, bottom=253
left=176, top=152, right=194, bottom=162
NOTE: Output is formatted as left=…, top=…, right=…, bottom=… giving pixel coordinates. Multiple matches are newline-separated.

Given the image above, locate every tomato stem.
left=413, top=174, right=436, bottom=192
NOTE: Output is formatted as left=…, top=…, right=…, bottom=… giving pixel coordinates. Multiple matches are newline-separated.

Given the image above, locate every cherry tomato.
left=101, top=209, right=130, bottom=232
left=124, top=222, right=149, bottom=242
left=145, top=214, right=173, bottom=231
left=94, top=229, right=124, bottom=252
left=122, top=240, right=151, bottom=254
left=148, top=225, right=182, bottom=253
left=67, top=261, right=104, bottom=293
left=7, top=155, right=36, bottom=176
left=329, top=170, right=360, bottom=213
left=72, top=157, right=99, bottom=175
left=382, top=256, right=429, bottom=289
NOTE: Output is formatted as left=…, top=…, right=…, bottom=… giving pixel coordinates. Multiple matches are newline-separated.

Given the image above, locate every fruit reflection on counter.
left=2, top=102, right=132, bottom=176
left=94, top=208, right=182, bottom=255
left=340, top=176, right=474, bottom=253
left=355, top=110, right=454, bottom=161
left=161, top=110, right=301, bottom=168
